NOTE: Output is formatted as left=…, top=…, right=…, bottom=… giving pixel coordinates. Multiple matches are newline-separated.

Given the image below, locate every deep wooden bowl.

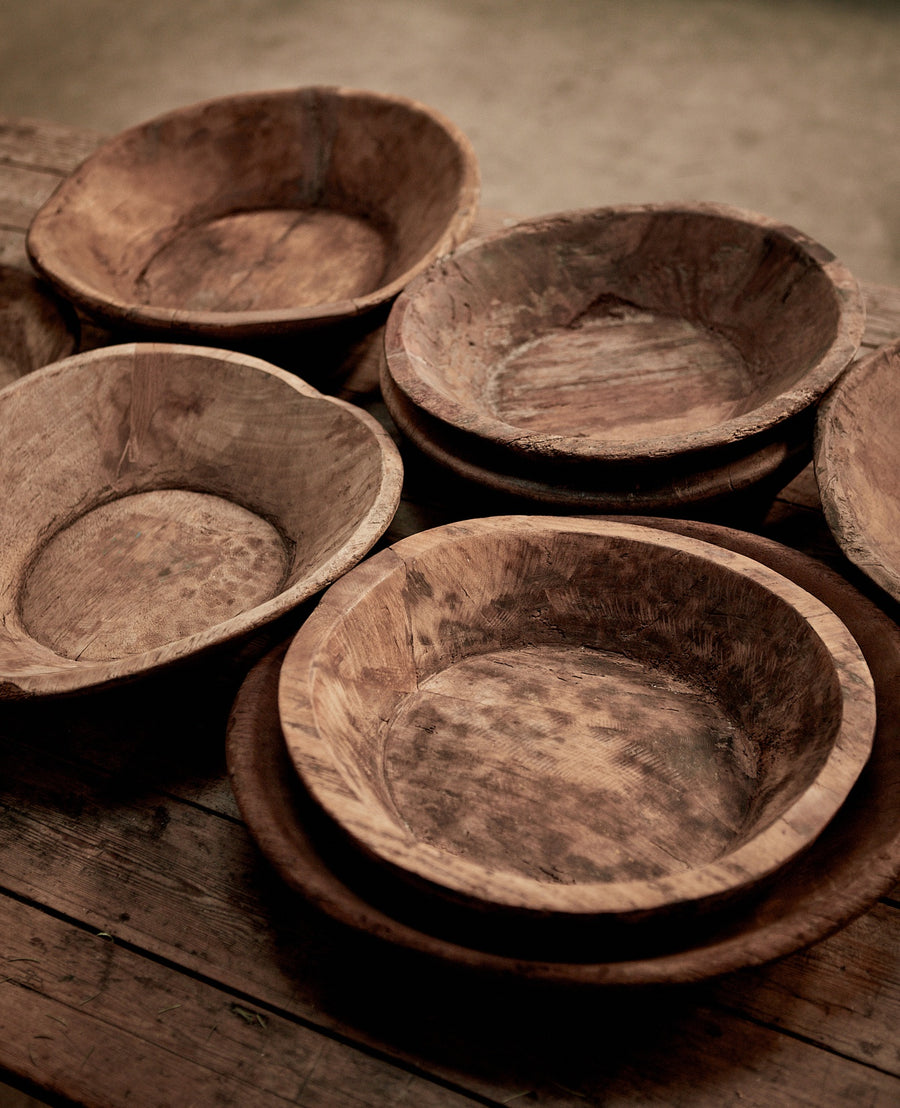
left=0, top=265, right=78, bottom=390
left=25, top=87, right=480, bottom=343
left=815, top=338, right=900, bottom=603
left=383, top=204, right=864, bottom=500
left=228, top=520, right=900, bottom=984
left=0, top=343, right=402, bottom=699
left=279, top=516, right=875, bottom=929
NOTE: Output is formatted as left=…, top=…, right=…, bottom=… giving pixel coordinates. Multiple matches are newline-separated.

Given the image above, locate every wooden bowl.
left=25, top=87, right=480, bottom=343
left=0, top=343, right=402, bottom=699
left=227, top=520, right=900, bottom=984
left=380, top=364, right=811, bottom=514
left=0, top=265, right=78, bottom=390
left=383, top=204, right=864, bottom=500
left=815, top=338, right=900, bottom=603
left=279, top=516, right=875, bottom=931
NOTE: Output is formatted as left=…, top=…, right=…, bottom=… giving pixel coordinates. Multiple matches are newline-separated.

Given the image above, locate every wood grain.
left=227, top=519, right=900, bottom=991
left=25, top=88, right=480, bottom=343
left=0, top=264, right=78, bottom=388
left=816, top=337, right=900, bottom=604
left=0, top=343, right=402, bottom=696
left=0, top=895, right=477, bottom=1108
left=384, top=203, right=864, bottom=460
left=1, top=112, right=899, bottom=1108
left=279, top=516, right=875, bottom=928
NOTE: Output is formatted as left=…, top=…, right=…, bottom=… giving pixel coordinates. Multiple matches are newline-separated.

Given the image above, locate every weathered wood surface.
left=816, top=338, right=900, bottom=605
left=380, top=203, right=866, bottom=513
left=229, top=522, right=900, bottom=992
left=25, top=89, right=480, bottom=344
left=278, top=517, right=875, bottom=930
left=0, top=113, right=899, bottom=1107
left=0, top=263, right=77, bottom=388
left=0, top=343, right=401, bottom=698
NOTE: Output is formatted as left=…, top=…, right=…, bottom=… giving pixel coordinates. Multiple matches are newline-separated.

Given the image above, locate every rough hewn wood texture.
left=278, top=517, right=874, bottom=937
left=815, top=337, right=900, bottom=604
left=25, top=88, right=480, bottom=345
left=0, top=264, right=78, bottom=388
left=382, top=203, right=865, bottom=512
left=229, top=520, right=900, bottom=988
left=0, top=343, right=402, bottom=698
left=1, top=112, right=899, bottom=1108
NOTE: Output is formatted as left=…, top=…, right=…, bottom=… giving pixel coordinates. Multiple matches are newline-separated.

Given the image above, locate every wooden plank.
left=0, top=165, right=61, bottom=234
left=710, top=903, right=900, bottom=1076
left=0, top=722, right=898, bottom=1104
left=0, top=116, right=101, bottom=174
left=0, top=227, right=29, bottom=271
left=0, top=895, right=478, bottom=1108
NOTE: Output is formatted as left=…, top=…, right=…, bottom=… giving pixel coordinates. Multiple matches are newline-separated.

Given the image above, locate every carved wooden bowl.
left=383, top=204, right=864, bottom=509
left=816, top=338, right=900, bottom=603
left=26, top=87, right=480, bottom=344
left=0, top=343, right=402, bottom=699
left=279, top=516, right=875, bottom=932
left=0, top=265, right=78, bottom=391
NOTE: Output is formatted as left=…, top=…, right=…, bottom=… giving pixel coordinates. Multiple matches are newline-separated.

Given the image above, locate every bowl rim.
left=383, top=201, right=866, bottom=464
left=278, top=514, right=876, bottom=920
left=0, top=341, right=404, bottom=699
left=25, top=85, right=481, bottom=339
left=378, top=362, right=812, bottom=511
left=815, top=336, right=900, bottom=603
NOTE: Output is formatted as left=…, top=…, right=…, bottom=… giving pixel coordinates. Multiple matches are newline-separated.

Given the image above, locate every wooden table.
left=1, top=114, right=898, bottom=1108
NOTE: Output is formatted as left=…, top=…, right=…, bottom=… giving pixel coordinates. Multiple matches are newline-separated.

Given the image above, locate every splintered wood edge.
left=383, top=202, right=867, bottom=463
left=0, top=343, right=403, bottom=698
left=815, top=337, right=900, bottom=603
left=278, top=516, right=876, bottom=918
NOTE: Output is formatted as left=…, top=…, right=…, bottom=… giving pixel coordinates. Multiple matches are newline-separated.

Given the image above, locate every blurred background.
left=0, top=0, right=897, bottom=285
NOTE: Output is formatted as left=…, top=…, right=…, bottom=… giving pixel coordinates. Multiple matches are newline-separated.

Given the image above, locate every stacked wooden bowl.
left=382, top=203, right=865, bottom=513
left=225, top=515, right=899, bottom=981
left=278, top=517, right=874, bottom=941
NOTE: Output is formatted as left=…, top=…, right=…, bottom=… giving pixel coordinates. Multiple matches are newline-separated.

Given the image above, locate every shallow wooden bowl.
left=384, top=204, right=864, bottom=497
left=0, top=265, right=78, bottom=390
left=26, top=87, right=480, bottom=343
left=279, top=516, right=875, bottom=930
left=815, top=338, right=900, bottom=603
left=0, top=343, right=402, bottom=699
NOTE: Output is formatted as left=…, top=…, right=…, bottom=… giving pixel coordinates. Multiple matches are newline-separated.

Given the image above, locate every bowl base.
left=487, top=303, right=757, bottom=442
left=135, top=207, right=390, bottom=312
left=20, top=488, right=289, bottom=660
left=382, top=643, right=758, bottom=886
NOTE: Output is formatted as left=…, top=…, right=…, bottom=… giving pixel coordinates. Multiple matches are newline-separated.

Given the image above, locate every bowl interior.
left=0, top=343, right=400, bottom=696
left=280, top=517, right=875, bottom=918
left=387, top=205, right=862, bottom=459
left=0, top=266, right=78, bottom=389
left=816, top=338, right=900, bottom=602
left=27, top=88, right=479, bottom=330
